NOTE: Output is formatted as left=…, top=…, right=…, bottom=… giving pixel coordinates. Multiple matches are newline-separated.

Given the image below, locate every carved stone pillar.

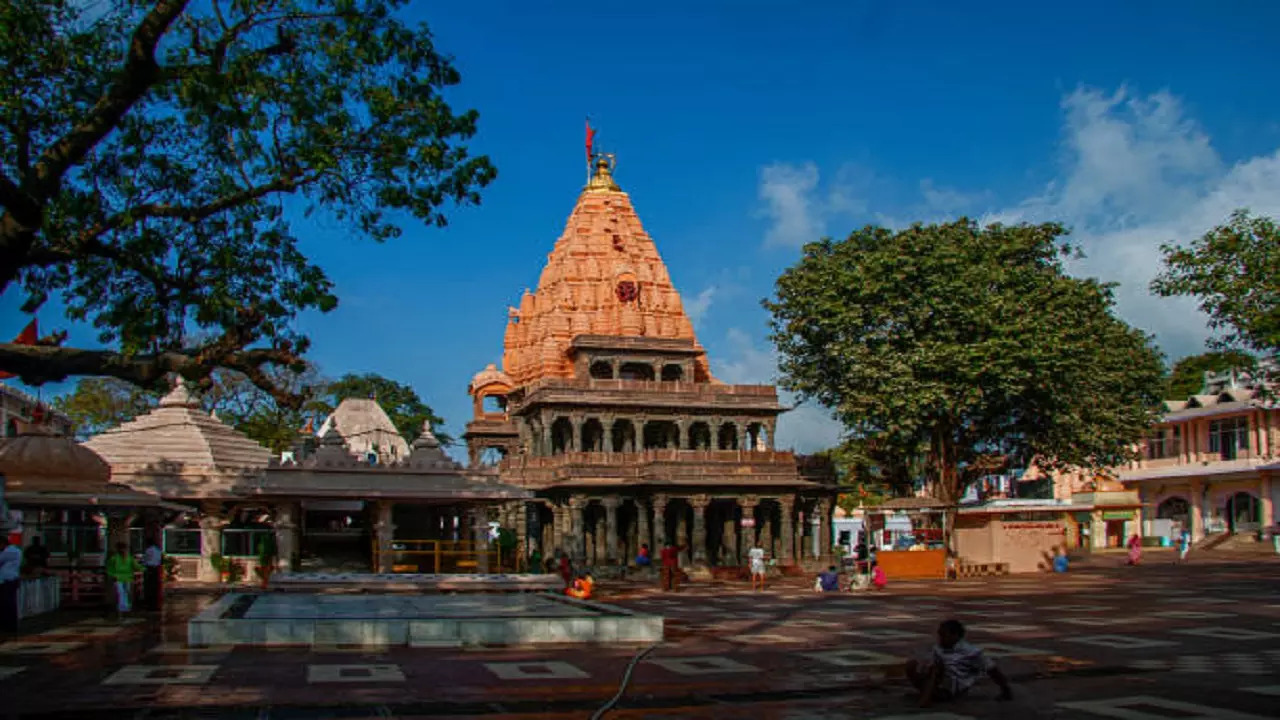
left=778, top=497, right=794, bottom=563
left=738, top=496, right=759, bottom=555
left=568, top=496, right=587, bottom=565
left=602, top=496, right=621, bottom=564
left=764, top=419, right=777, bottom=451
left=759, top=500, right=773, bottom=556
left=515, top=501, right=529, bottom=571
left=1190, top=480, right=1205, bottom=542
left=652, top=494, right=668, bottom=547
left=722, top=517, right=737, bottom=565
left=636, top=499, right=651, bottom=562
left=676, top=503, right=689, bottom=558
left=570, top=415, right=584, bottom=452
left=469, top=508, right=491, bottom=573
left=690, top=494, right=710, bottom=564
left=274, top=502, right=299, bottom=573
left=374, top=500, right=396, bottom=573
left=815, top=498, right=832, bottom=562
left=198, top=502, right=228, bottom=582
left=603, top=415, right=617, bottom=452
left=738, top=422, right=749, bottom=451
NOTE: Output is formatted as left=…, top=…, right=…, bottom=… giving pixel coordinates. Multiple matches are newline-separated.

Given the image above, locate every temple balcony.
left=509, top=378, right=784, bottom=413
left=497, top=448, right=815, bottom=489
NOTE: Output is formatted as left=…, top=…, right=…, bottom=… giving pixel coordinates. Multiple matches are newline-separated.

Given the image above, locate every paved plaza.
left=3, top=557, right=1280, bottom=718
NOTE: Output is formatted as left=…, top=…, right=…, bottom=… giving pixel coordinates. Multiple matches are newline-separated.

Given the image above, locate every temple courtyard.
left=3, top=555, right=1279, bottom=719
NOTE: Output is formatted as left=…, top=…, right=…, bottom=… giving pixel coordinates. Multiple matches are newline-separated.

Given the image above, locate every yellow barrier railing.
left=374, top=539, right=515, bottom=574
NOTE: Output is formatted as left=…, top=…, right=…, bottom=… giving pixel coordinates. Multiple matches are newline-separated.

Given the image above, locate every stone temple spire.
left=498, top=151, right=711, bottom=386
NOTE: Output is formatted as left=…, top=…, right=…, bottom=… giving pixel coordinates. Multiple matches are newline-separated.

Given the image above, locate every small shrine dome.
left=469, top=363, right=513, bottom=396
left=0, top=408, right=112, bottom=492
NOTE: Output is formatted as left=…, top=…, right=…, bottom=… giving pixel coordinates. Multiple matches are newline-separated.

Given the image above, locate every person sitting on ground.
left=906, top=619, right=1013, bottom=707
left=564, top=573, right=595, bottom=600
left=816, top=565, right=841, bottom=592
left=871, top=561, right=887, bottom=591
left=1052, top=549, right=1069, bottom=573
left=636, top=543, right=652, bottom=567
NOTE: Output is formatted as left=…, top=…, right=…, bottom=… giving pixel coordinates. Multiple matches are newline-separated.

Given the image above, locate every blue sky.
left=6, top=1, right=1280, bottom=455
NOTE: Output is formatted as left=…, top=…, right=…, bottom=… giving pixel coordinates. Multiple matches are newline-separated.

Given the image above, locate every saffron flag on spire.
left=0, top=318, right=37, bottom=379
left=585, top=118, right=596, bottom=166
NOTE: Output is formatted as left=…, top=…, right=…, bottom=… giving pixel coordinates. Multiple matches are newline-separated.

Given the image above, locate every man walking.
left=142, top=537, right=164, bottom=611
left=106, top=542, right=142, bottom=620
left=660, top=541, right=683, bottom=592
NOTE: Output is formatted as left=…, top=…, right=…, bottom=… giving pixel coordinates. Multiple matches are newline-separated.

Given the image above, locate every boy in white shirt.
left=748, top=545, right=767, bottom=591
left=906, top=619, right=1012, bottom=707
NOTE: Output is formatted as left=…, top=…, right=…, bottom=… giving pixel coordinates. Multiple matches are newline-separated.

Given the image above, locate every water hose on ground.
left=589, top=641, right=662, bottom=720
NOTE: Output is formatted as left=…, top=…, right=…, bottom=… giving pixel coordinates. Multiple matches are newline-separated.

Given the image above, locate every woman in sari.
left=1125, top=534, right=1142, bottom=565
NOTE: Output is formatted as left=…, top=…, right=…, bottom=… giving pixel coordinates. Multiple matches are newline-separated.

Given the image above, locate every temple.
left=465, top=153, right=837, bottom=573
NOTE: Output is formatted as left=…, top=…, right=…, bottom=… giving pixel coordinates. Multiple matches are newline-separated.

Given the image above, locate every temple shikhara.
left=464, top=153, right=837, bottom=574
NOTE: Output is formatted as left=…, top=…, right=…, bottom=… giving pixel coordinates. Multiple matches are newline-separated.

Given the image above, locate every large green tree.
left=765, top=220, right=1166, bottom=542
left=52, top=376, right=157, bottom=439
left=1151, top=210, right=1280, bottom=357
left=0, top=0, right=494, bottom=404
left=318, top=372, right=447, bottom=444
left=1164, top=350, right=1256, bottom=401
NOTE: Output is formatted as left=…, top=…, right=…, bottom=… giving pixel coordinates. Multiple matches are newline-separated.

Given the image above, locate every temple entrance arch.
left=1226, top=492, right=1260, bottom=533
left=581, top=418, right=606, bottom=452
left=611, top=419, right=637, bottom=452
left=550, top=417, right=574, bottom=454
left=717, top=422, right=739, bottom=450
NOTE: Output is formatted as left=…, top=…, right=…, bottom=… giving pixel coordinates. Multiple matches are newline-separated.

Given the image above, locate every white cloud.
left=683, top=286, right=716, bottom=327
left=987, top=85, right=1280, bottom=360
left=758, top=162, right=824, bottom=247
left=755, top=85, right=1280, bottom=361
left=757, top=162, right=873, bottom=247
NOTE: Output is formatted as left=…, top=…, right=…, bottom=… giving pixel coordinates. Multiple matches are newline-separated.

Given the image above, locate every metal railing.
left=374, top=539, right=508, bottom=574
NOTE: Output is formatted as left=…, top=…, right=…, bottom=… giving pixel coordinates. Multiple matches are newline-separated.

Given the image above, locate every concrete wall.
left=956, top=517, right=1069, bottom=573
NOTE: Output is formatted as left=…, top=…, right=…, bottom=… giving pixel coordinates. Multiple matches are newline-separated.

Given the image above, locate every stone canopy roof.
left=85, top=378, right=271, bottom=474
left=317, top=397, right=411, bottom=460
left=498, top=155, right=711, bottom=386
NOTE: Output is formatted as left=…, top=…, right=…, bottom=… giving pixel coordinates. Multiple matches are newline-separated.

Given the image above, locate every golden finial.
left=584, top=153, right=620, bottom=192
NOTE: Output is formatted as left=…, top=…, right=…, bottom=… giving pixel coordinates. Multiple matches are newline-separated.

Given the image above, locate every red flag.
left=0, top=318, right=37, bottom=379
left=585, top=118, right=596, bottom=166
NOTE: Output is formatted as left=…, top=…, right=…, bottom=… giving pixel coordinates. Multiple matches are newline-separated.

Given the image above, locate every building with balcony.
left=1118, top=361, right=1279, bottom=541
left=464, top=154, right=836, bottom=573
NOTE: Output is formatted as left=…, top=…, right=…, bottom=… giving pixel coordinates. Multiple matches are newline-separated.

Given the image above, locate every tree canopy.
left=765, top=219, right=1166, bottom=528
left=0, top=0, right=494, bottom=404
left=319, top=372, right=448, bottom=444
left=1151, top=210, right=1280, bottom=358
left=1164, top=350, right=1256, bottom=401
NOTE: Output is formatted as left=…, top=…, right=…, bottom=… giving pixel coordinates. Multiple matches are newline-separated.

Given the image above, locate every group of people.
left=0, top=534, right=165, bottom=633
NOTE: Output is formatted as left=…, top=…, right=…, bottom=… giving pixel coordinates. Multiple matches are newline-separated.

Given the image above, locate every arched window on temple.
left=551, top=417, right=575, bottom=454
left=717, top=422, right=739, bottom=450
left=581, top=419, right=606, bottom=452
left=661, top=364, right=684, bottom=381
left=611, top=419, right=637, bottom=453
left=688, top=421, right=712, bottom=450
left=619, top=362, right=655, bottom=381
left=590, top=361, right=614, bottom=379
